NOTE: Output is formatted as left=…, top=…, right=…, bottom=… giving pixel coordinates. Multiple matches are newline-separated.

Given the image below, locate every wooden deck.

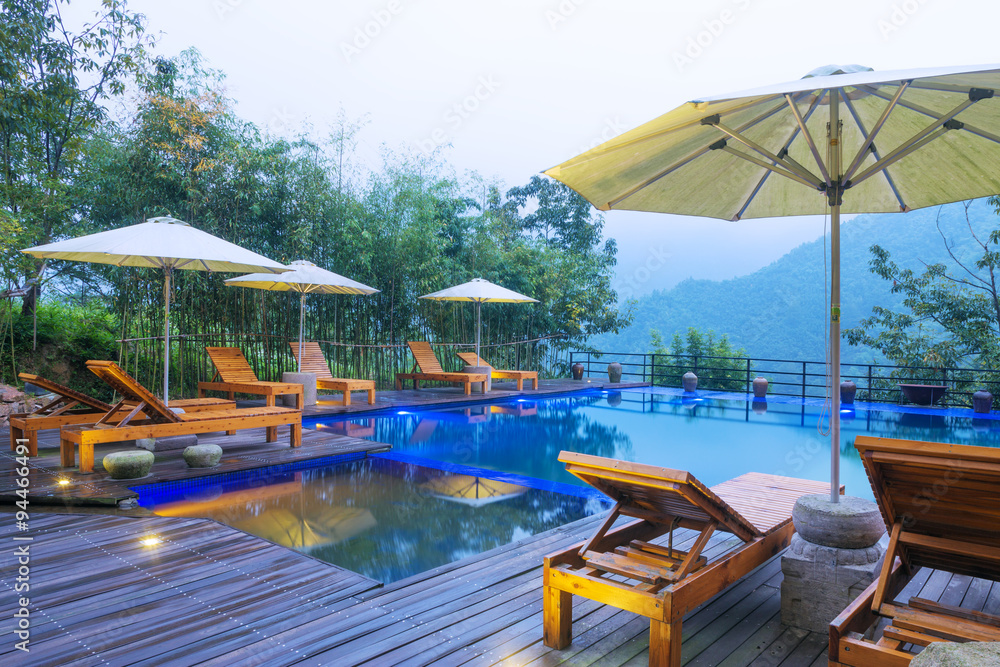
left=3, top=504, right=996, bottom=665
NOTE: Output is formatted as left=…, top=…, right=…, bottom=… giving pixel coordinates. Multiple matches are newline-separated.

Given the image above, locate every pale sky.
left=65, top=0, right=1000, bottom=297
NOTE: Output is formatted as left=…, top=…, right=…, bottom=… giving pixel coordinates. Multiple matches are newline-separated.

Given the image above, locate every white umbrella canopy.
left=545, top=63, right=1000, bottom=503
left=22, top=216, right=289, bottom=401
left=419, top=278, right=538, bottom=362
left=225, top=260, right=379, bottom=372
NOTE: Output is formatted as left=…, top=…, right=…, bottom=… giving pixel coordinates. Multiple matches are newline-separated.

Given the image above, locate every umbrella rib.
left=710, top=122, right=824, bottom=188
left=717, top=144, right=823, bottom=191
left=783, top=93, right=831, bottom=186
left=606, top=97, right=792, bottom=209
left=841, top=80, right=911, bottom=183
left=841, top=96, right=909, bottom=211
left=861, top=86, right=1000, bottom=150
left=850, top=98, right=976, bottom=186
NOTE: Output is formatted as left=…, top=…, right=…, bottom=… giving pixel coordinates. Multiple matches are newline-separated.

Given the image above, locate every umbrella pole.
left=475, top=300, right=481, bottom=363
left=298, top=293, right=306, bottom=374
left=163, top=267, right=172, bottom=403
left=829, top=91, right=842, bottom=504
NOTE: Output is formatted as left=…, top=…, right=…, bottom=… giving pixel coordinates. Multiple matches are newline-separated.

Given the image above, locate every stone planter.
left=281, top=372, right=316, bottom=406
left=840, top=380, right=857, bottom=404
left=463, top=365, right=492, bottom=392
left=682, top=372, right=698, bottom=392
left=103, top=450, right=154, bottom=479
left=607, top=362, right=622, bottom=383
left=752, top=376, right=768, bottom=398
left=974, top=390, right=993, bottom=414
left=571, top=362, right=585, bottom=380
left=899, top=383, right=947, bottom=406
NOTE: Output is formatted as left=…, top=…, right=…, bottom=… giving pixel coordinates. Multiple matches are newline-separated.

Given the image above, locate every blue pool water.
left=307, top=387, right=1000, bottom=501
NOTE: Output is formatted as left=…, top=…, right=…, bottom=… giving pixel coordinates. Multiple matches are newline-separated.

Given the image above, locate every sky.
left=64, top=0, right=1000, bottom=297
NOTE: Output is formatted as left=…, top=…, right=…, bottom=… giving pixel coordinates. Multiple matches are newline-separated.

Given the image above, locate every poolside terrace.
left=2, top=379, right=997, bottom=665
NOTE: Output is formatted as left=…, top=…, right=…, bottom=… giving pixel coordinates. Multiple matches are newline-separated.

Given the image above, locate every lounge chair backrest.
left=855, top=436, right=1000, bottom=581
left=407, top=341, right=445, bottom=374
left=205, top=347, right=260, bottom=383
left=288, top=342, right=334, bottom=380
left=560, top=451, right=760, bottom=541
left=85, top=360, right=181, bottom=424
left=18, top=372, right=112, bottom=412
left=456, top=352, right=493, bottom=369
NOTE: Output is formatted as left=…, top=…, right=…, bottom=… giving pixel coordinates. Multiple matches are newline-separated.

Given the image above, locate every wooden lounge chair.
left=9, top=372, right=234, bottom=456
left=59, top=361, right=301, bottom=474
left=543, top=451, right=836, bottom=667
left=198, top=346, right=303, bottom=438
left=829, top=436, right=1000, bottom=666
left=456, top=352, right=538, bottom=390
left=288, top=341, right=375, bottom=406
left=395, top=341, right=488, bottom=395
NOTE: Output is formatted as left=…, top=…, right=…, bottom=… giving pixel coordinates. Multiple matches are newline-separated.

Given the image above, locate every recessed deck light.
left=139, top=536, right=162, bottom=547
left=57, top=479, right=71, bottom=486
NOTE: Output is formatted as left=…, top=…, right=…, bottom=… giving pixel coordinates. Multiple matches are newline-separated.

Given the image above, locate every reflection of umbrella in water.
left=233, top=507, right=376, bottom=551
left=422, top=474, right=528, bottom=507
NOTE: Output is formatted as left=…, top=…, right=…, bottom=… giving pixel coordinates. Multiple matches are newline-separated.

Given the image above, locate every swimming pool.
left=308, top=387, right=1000, bottom=501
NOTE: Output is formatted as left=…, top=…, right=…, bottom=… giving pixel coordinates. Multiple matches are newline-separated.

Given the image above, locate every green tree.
left=844, top=200, right=1000, bottom=373
left=651, top=327, right=749, bottom=391
left=0, top=0, right=151, bottom=313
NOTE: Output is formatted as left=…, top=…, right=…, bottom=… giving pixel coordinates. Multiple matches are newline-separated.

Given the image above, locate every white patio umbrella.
left=22, top=216, right=289, bottom=401
left=545, top=64, right=1000, bottom=503
left=225, top=260, right=379, bottom=372
left=419, top=278, right=538, bottom=362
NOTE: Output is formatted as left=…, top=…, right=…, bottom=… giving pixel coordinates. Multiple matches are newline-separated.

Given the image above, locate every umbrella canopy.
left=225, top=260, right=379, bottom=372
left=419, top=278, right=537, bottom=361
left=22, top=216, right=289, bottom=401
left=545, top=64, right=1000, bottom=503
left=421, top=473, right=528, bottom=507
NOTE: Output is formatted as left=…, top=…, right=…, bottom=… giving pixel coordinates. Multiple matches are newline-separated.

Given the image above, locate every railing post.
left=802, top=361, right=807, bottom=401
left=746, top=358, right=751, bottom=395
left=867, top=364, right=872, bottom=403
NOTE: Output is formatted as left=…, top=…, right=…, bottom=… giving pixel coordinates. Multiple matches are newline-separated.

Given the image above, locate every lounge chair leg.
left=543, top=586, right=573, bottom=649
left=367, top=389, right=375, bottom=405
left=516, top=378, right=523, bottom=390
left=649, top=618, right=682, bottom=667
left=343, top=391, right=351, bottom=407
left=464, top=382, right=471, bottom=396
left=79, top=444, right=94, bottom=475
left=532, top=378, right=538, bottom=390
left=60, top=437, right=75, bottom=468
left=290, top=423, right=301, bottom=448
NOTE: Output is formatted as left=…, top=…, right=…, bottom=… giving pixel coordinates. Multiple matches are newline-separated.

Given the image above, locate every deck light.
left=57, top=479, right=71, bottom=486
left=139, top=536, right=162, bottom=547
left=397, top=410, right=410, bottom=415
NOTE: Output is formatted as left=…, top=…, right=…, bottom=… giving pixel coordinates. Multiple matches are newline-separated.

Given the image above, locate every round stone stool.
left=183, top=444, right=223, bottom=468
left=792, top=494, right=885, bottom=549
left=103, top=450, right=154, bottom=479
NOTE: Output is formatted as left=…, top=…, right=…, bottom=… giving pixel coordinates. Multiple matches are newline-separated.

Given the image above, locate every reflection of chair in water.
left=408, top=418, right=440, bottom=444
left=490, top=402, right=538, bottom=417
left=422, top=473, right=528, bottom=506
left=317, top=418, right=375, bottom=439
left=233, top=506, right=377, bottom=551
left=829, top=436, right=1000, bottom=666
left=544, top=451, right=836, bottom=666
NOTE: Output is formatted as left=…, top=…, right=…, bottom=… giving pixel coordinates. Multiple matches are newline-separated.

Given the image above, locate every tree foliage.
left=844, top=200, right=1000, bottom=372
left=650, top=327, right=749, bottom=391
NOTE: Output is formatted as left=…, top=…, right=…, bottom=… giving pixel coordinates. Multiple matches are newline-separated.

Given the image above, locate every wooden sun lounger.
left=395, top=341, right=488, bottom=395
left=8, top=372, right=234, bottom=456
left=288, top=341, right=375, bottom=406
left=198, top=346, right=303, bottom=438
left=544, top=451, right=836, bottom=667
left=59, top=361, right=301, bottom=474
left=456, top=352, right=538, bottom=390
left=829, top=436, right=1000, bottom=666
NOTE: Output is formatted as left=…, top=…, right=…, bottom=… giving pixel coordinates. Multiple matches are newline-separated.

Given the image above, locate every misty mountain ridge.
left=595, top=198, right=999, bottom=364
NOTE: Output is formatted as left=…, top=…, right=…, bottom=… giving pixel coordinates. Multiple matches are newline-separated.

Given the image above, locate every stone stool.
left=103, top=450, right=155, bottom=479
left=781, top=494, right=887, bottom=633
left=183, top=444, right=223, bottom=468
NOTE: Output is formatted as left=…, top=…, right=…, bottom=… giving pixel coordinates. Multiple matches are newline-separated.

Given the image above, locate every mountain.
left=594, top=199, right=998, bottom=363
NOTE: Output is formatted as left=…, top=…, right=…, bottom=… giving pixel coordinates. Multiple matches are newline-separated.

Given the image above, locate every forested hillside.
left=594, top=198, right=1000, bottom=363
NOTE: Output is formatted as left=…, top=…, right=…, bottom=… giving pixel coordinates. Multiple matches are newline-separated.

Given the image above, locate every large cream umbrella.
left=419, top=278, right=538, bottom=362
left=546, top=64, right=1000, bottom=503
left=224, top=260, right=379, bottom=373
left=22, top=216, right=289, bottom=401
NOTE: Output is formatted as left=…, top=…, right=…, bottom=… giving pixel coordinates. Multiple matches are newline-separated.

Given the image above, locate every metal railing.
left=569, top=350, right=1000, bottom=409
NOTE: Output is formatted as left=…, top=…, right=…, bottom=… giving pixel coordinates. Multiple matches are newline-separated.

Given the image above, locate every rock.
left=1, top=386, right=23, bottom=402
left=792, top=494, right=885, bottom=549
left=135, top=435, right=198, bottom=452
left=183, top=444, right=223, bottom=468
left=102, top=450, right=154, bottom=479
left=910, top=642, right=1000, bottom=666
left=135, top=438, right=157, bottom=452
